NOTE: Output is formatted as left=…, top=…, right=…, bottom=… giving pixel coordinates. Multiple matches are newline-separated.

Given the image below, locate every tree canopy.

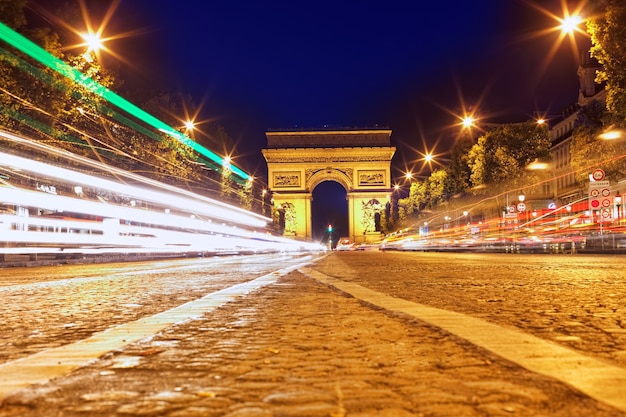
left=587, top=0, right=626, bottom=121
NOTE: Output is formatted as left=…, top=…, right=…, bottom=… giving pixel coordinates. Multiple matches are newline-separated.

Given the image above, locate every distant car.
left=335, top=238, right=355, bottom=251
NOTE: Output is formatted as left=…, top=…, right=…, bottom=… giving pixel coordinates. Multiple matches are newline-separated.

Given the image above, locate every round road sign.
left=592, top=169, right=605, bottom=181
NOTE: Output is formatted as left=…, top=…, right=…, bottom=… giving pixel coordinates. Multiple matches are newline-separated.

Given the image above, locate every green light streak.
left=0, top=45, right=228, bottom=178
left=0, top=22, right=250, bottom=180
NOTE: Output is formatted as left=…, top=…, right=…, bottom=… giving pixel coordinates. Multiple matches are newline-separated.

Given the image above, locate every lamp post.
left=615, top=191, right=622, bottom=222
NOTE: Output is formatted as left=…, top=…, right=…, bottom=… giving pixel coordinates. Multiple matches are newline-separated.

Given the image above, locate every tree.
left=570, top=100, right=626, bottom=182
left=426, top=169, right=448, bottom=207
left=399, top=180, right=427, bottom=219
left=0, top=0, right=27, bottom=29
left=466, top=122, right=551, bottom=188
left=587, top=0, right=626, bottom=120
left=444, top=135, right=474, bottom=195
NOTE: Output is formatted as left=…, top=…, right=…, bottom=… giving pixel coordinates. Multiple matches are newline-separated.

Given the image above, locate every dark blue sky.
left=103, top=0, right=585, bottom=180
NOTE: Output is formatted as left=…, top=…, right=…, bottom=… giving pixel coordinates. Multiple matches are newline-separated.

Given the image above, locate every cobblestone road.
left=313, top=252, right=626, bottom=367
left=0, top=254, right=313, bottom=363
left=1, top=251, right=625, bottom=416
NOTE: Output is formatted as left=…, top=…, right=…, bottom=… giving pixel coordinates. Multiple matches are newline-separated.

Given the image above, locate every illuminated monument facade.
left=262, top=129, right=396, bottom=243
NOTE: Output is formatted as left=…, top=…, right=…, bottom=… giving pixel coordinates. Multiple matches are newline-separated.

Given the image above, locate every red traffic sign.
left=592, top=169, right=605, bottom=181
left=591, top=200, right=600, bottom=208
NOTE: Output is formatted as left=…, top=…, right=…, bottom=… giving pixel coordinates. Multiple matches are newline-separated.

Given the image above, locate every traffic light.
left=328, top=224, right=333, bottom=232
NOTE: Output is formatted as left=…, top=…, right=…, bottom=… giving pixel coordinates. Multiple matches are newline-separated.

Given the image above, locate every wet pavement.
left=1, top=251, right=626, bottom=416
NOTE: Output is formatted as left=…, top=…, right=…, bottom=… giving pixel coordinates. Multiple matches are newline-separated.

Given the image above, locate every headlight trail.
left=0, top=130, right=325, bottom=256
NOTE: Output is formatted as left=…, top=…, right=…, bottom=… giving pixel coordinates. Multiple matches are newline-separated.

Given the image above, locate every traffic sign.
left=592, top=169, right=605, bottom=181
left=517, top=202, right=526, bottom=212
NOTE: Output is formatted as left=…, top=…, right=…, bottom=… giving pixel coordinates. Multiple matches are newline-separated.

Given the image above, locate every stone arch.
left=306, top=168, right=353, bottom=192
left=262, top=129, right=395, bottom=243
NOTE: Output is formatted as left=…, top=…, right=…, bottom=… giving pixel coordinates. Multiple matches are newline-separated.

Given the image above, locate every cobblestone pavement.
left=312, top=252, right=626, bottom=368
left=1, top=252, right=625, bottom=416
left=0, top=254, right=313, bottom=363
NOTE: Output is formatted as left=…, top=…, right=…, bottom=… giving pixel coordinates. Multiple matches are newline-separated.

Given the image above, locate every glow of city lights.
left=0, top=22, right=250, bottom=181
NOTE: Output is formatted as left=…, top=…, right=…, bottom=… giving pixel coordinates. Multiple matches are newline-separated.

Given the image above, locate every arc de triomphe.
left=262, top=129, right=395, bottom=243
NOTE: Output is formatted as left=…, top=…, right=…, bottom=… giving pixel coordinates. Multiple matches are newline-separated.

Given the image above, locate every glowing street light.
left=526, top=158, right=551, bottom=171
left=81, top=32, right=103, bottom=52
left=461, top=115, right=476, bottom=129
left=184, top=120, right=195, bottom=131
left=559, top=14, right=584, bottom=36
left=599, top=126, right=624, bottom=141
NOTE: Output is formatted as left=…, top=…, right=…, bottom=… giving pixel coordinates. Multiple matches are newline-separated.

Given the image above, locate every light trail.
left=0, top=22, right=249, bottom=181
left=0, top=131, right=325, bottom=256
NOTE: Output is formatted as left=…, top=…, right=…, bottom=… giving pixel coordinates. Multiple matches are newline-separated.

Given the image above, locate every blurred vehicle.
left=335, top=238, right=356, bottom=251
left=356, top=242, right=379, bottom=251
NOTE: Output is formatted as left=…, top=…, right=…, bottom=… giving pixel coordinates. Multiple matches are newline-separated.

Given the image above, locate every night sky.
left=30, top=0, right=589, bottom=240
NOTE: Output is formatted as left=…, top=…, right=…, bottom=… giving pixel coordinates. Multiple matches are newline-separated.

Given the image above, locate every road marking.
left=300, top=267, right=626, bottom=413
left=0, top=259, right=313, bottom=400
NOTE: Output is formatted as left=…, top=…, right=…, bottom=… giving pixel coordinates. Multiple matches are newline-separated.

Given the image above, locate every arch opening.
left=311, top=180, right=348, bottom=243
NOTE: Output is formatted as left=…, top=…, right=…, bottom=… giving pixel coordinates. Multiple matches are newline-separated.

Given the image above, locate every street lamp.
left=615, top=191, right=622, bottom=221
left=81, top=32, right=103, bottom=53
left=599, top=125, right=625, bottom=141
left=461, top=115, right=476, bottom=129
